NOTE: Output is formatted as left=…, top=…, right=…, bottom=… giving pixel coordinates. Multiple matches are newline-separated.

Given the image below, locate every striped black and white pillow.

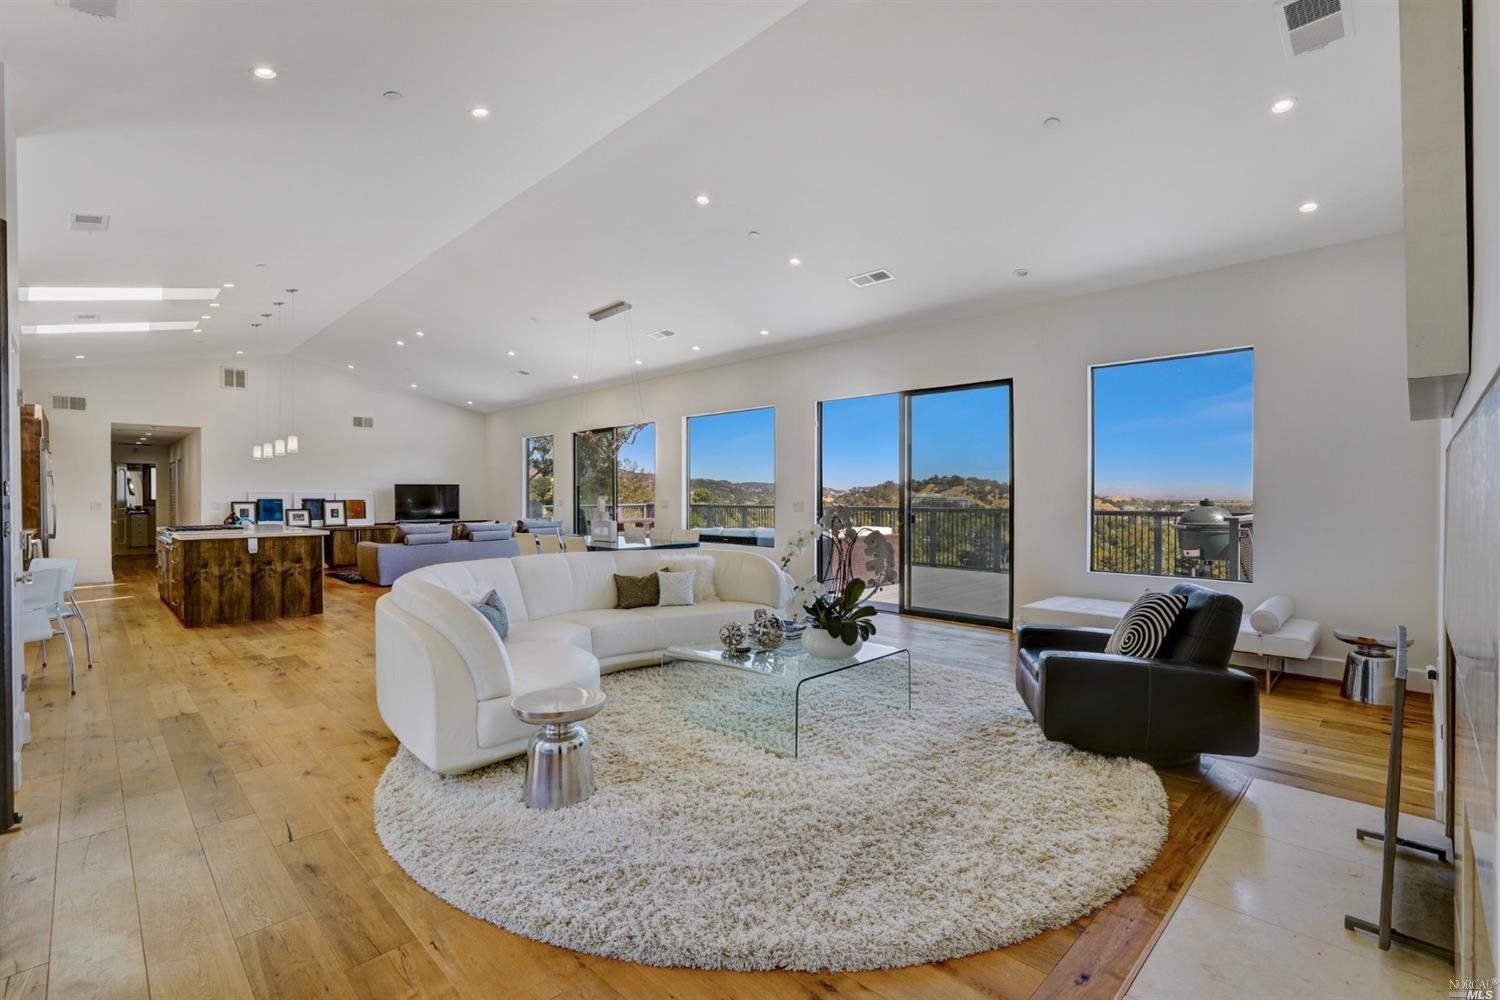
left=1104, top=592, right=1187, bottom=658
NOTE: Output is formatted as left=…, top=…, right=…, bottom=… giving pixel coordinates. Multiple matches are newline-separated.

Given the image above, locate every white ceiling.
left=3, top=0, right=801, bottom=364
left=109, top=422, right=194, bottom=446
left=8, top=1, right=1402, bottom=411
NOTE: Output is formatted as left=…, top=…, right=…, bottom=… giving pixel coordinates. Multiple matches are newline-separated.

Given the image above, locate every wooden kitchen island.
left=157, top=524, right=329, bottom=627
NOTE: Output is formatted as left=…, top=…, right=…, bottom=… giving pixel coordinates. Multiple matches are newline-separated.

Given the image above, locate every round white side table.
left=511, top=685, right=606, bottom=810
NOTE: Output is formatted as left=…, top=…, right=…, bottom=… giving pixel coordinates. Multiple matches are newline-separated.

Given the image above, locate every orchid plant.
left=778, top=505, right=897, bottom=638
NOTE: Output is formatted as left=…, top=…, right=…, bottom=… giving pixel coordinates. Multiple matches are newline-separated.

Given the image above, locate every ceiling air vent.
left=69, top=212, right=110, bottom=232
left=847, top=268, right=894, bottom=287
left=512, top=369, right=532, bottom=376
left=56, top=0, right=127, bottom=19
left=1276, top=0, right=1350, bottom=56
left=353, top=416, right=374, bottom=429
left=645, top=329, right=675, bottom=342
left=50, top=395, right=87, bottom=412
left=220, top=366, right=248, bottom=390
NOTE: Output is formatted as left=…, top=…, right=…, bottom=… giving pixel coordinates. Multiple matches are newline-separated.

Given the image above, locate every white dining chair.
left=623, top=523, right=647, bottom=544
left=562, top=535, right=587, bottom=553
left=28, top=556, right=92, bottom=669
left=537, top=533, right=563, bottom=555
left=513, top=534, right=539, bottom=556
left=21, top=565, right=77, bottom=695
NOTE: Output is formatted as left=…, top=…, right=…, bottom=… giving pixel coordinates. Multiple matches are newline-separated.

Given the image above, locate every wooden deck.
left=0, top=555, right=1435, bottom=999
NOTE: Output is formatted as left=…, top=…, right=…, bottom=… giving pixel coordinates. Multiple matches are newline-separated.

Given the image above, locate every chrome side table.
left=511, top=685, right=606, bottom=810
left=1333, top=629, right=1412, bottom=706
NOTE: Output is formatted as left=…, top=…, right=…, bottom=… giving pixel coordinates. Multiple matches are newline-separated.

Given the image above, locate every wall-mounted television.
left=395, top=483, right=459, bottom=522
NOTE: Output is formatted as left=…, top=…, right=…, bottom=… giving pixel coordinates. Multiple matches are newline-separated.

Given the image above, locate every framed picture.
left=256, top=497, right=285, bottom=524
left=295, top=491, right=333, bottom=526
left=231, top=501, right=256, bottom=524
left=285, top=508, right=311, bottom=527
left=324, top=500, right=347, bottom=527
left=335, top=490, right=375, bottom=526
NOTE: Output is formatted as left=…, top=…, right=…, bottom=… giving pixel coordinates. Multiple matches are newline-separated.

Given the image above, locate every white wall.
left=170, top=430, right=202, bottom=530
left=487, top=234, right=1439, bottom=674
left=19, top=358, right=489, bottom=582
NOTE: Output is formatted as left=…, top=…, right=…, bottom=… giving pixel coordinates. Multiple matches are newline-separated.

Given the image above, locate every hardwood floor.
left=1, top=556, right=1436, bottom=999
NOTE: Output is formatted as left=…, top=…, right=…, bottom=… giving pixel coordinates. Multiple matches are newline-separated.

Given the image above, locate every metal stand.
left=1342, top=625, right=1455, bottom=962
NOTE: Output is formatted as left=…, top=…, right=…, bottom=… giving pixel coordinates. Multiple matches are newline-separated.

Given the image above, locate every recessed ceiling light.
left=1013, top=268, right=1030, bottom=277
left=223, top=283, right=235, bottom=288
left=571, top=373, right=581, bottom=380
left=759, top=329, right=770, bottom=336
left=20, top=321, right=198, bottom=335
left=74, top=354, right=85, bottom=360
left=410, top=383, right=419, bottom=389
left=209, top=302, right=221, bottom=308
left=695, top=193, right=711, bottom=206
left=415, top=330, right=424, bottom=337
left=1298, top=200, right=1319, bottom=214
left=201, top=315, right=211, bottom=320
left=690, top=345, right=701, bottom=352
left=346, top=363, right=354, bottom=369
left=20, top=286, right=222, bottom=302
left=250, top=66, right=278, bottom=81
left=633, top=359, right=643, bottom=366
left=506, top=350, right=516, bottom=357
left=237, top=350, right=245, bottom=355
left=466, top=400, right=473, bottom=405
left=193, top=327, right=202, bottom=333
left=1270, top=97, right=1296, bottom=115
left=788, top=257, right=802, bottom=267
left=470, top=106, right=490, bottom=119
left=395, top=339, right=405, bottom=346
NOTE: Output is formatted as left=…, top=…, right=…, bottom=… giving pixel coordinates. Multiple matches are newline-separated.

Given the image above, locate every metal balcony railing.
left=1090, top=509, right=1253, bottom=582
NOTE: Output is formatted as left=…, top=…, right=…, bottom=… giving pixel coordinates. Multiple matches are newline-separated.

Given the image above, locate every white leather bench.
left=1017, top=595, right=1321, bottom=692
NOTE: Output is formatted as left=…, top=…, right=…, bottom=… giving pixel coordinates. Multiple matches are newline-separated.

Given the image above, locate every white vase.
left=802, top=628, right=864, bottom=660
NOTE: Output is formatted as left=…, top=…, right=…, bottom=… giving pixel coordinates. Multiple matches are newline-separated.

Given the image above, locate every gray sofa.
left=356, top=522, right=521, bottom=586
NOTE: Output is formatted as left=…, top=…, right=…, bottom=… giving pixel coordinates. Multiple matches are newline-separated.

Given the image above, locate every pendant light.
left=285, top=289, right=300, bottom=454
left=260, top=312, right=275, bottom=459
left=271, top=302, right=287, bottom=457
left=251, top=319, right=266, bottom=459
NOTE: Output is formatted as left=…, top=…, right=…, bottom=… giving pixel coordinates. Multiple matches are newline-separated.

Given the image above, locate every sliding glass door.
left=903, top=382, right=1012, bottom=624
left=572, top=423, right=655, bottom=532
left=817, top=381, right=1013, bottom=626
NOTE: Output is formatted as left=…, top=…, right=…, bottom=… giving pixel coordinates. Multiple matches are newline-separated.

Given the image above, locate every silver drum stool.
left=1334, top=629, right=1412, bottom=706
left=511, top=685, right=606, bottom=810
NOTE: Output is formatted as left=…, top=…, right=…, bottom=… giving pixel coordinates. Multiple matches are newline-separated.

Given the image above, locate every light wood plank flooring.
left=0, top=556, right=1435, bottom=999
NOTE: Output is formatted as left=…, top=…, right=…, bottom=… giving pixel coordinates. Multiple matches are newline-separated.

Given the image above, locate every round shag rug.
left=373, top=660, right=1168, bottom=972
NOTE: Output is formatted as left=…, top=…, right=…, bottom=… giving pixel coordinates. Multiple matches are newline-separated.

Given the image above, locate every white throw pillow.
left=657, top=570, right=696, bottom=607
left=665, top=555, right=717, bottom=602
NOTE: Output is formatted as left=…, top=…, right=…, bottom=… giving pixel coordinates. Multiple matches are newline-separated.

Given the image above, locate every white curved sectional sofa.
left=375, top=548, right=791, bottom=773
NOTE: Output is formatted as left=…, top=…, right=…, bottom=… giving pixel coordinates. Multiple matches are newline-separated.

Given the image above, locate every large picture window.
left=687, top=407, right=775, bottom=542
left=573, top=423, right=655, bottom=532
left=524, top=435, right=554, bottom=519
left=1090, top=348, right=1253, bottom=581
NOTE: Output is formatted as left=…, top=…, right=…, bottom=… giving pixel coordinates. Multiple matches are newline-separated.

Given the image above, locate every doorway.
left=817, top=380, right=1014, bottom=627
left=109, top=423, right=199, bottom=574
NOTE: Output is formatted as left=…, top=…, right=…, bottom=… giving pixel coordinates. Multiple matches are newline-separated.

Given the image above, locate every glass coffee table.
left=660, top=640, right=911, bottom=757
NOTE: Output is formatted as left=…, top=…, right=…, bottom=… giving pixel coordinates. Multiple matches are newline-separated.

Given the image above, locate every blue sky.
left=688, top=407, right=775, bottom=481
left=818, top=387, right=1012, bottom=488
left=618, top=422, right=655, bottom=472
left=1092, top=350, right=1253, bottom=499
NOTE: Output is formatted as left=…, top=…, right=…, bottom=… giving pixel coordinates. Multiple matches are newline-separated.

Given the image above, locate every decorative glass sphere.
left=749, top=616, right=785, bottom=650
left=718, top=622, right=747, bottom=650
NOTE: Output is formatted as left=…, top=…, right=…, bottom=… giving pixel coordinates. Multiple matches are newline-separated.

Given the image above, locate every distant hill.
left=688, top=479, right=775, bottom=505
left=824, top=476, right=1010, bottom=509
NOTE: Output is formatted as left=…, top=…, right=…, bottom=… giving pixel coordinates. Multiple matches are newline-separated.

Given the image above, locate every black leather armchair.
left=1014, top=583, right=1260, bottom=767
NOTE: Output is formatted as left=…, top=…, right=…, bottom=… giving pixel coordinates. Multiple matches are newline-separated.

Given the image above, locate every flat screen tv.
left=395, top=483, right=459, bottom=522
